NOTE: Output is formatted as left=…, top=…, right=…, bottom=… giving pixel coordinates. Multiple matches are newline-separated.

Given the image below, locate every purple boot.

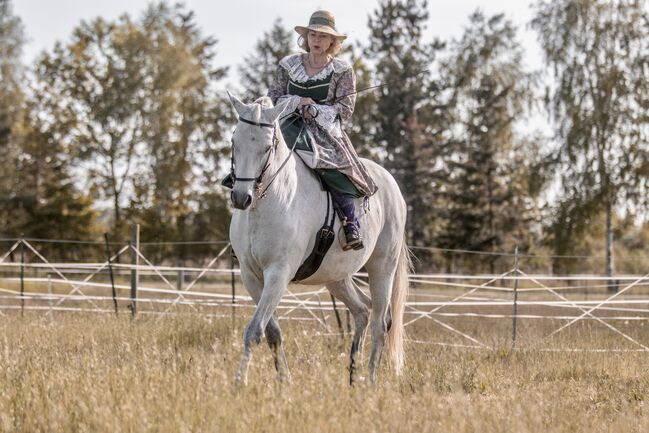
left=330, top=191, right=363, bottom=251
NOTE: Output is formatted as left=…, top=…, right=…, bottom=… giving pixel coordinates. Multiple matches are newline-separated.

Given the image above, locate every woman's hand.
left=298, top=97, right=316, bottom=108
left=298, top=97, right=317, bottom=119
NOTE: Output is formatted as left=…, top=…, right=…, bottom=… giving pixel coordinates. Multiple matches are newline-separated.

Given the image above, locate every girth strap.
left=292, top=191, right=337, bottom=282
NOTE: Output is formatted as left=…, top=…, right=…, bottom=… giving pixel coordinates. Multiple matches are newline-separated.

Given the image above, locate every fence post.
left=176, top=259, right=184, bottom=292
left=19, top=236, right=24, bottom=316
left=47, top=273, right=52, bottom=314
left=129, top=224, right=140, bottom=317
left=511, top=246, right=520, bottom=344
left=104, top=233, right=118, bottom=316
left=230, top=245, right=236, bottom=323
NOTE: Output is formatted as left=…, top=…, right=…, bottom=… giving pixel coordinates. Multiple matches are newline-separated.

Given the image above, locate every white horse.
left=227, top=92, right=410, bottom=384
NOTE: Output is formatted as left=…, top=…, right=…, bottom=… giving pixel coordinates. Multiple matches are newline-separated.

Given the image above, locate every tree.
left=238, top=18, right=293, bottom=100
left=345, top=44, right=382, bottom=160
left=532, top=0, right=649, bottom=285
left=10, top=95, right=100, bottom=259
left=36, top=2, right=231, bottom=244
left=127, top=3, right=230, bottom=254
left=0, top=0, right=26, bottom=230
left=365, top=0, right=449, bottom=254
left=437, top=11, right=538, bottom=272
left=36, top=17, right=149, bottom=236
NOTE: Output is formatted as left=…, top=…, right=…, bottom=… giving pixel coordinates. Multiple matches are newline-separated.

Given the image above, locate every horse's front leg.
left=265, top=314, right=291, bottom=382
left=236, top=265, right=292, bottom=385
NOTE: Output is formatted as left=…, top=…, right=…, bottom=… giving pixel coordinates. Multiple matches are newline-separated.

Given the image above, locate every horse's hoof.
left=277, top=372, right=292, bottom=384
left=235, top=372, right=248, bottom=387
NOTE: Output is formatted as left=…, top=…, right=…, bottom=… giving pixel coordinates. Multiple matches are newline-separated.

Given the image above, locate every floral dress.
left=268, top=53, right=378, bottom=198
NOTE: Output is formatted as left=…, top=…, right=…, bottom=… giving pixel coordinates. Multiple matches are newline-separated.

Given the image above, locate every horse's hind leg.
left=365, top=259, right=398, bottom=383
left=265, top=314, right=291, bottom=382
left=327, top=278, right=370, bottom=385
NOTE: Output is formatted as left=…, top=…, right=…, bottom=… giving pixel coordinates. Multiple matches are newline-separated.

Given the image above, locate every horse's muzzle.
left=231, top=190, right=253, bottom=210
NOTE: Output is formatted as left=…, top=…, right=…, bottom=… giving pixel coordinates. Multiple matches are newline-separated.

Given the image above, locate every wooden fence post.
left=230, top=245, right=236, bottom=324
left=20, top=236, right=24, bottom=316
left=47, top=273, right=52, bottom=314
left=104, top=233, right=118, bottom=315
left=176, top=259, right=184, bottom=292
left=129, top=224, right=140, bottom=317
left=511, top=246, right=520, bottom=344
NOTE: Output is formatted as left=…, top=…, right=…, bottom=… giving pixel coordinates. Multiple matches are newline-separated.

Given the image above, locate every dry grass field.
left=1, top=310, right=648, bottom=433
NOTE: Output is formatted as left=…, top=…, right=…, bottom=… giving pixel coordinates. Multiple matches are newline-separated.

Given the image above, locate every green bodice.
left=287, top=72, right=333, bottom=103
left=280, top=72, right=361, bottom=198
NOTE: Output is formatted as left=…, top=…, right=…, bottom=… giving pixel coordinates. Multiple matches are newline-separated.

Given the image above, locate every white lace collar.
left=279, top=54, right=351, bottom=83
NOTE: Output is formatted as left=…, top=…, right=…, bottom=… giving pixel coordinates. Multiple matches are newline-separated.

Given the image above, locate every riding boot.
left=330, top=191, right=364, bottom=251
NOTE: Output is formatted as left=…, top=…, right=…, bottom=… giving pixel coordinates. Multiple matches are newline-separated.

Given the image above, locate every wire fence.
left=1, top=235, right=648, bottom=353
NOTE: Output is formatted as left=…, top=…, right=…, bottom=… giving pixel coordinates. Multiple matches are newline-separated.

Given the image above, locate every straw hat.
left=295, top=10, right=347, bottom=40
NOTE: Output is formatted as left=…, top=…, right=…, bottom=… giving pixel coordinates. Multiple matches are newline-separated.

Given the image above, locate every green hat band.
left=309, top=16, right=335, bottom=29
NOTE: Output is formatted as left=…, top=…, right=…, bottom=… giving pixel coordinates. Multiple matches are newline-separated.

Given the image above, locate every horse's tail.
left=387, top=236, right=412, bottom=375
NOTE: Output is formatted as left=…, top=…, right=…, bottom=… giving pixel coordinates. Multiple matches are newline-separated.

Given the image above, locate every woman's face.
left=307, top=30, right=334, bottom=56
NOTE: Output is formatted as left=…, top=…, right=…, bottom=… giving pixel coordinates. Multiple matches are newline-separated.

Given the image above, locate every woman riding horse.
left=267, top=10, right=377, bottom=250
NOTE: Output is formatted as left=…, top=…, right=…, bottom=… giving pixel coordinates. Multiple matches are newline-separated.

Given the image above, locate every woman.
left=268, top=10, right=378, bottom=251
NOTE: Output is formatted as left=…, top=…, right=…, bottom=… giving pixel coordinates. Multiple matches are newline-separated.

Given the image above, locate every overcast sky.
left=15, top=0, right=544, bottom=86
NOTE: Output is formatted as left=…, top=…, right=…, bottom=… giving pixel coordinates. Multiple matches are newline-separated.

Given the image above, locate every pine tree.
left=438, top=11, right=537, bottom=271
left=365, top=0, right=449, bottom=253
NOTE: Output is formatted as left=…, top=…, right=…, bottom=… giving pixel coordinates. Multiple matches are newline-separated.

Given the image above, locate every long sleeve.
left=268, top=65, right=290, bottom=105
left=331, top=67, right=357, bottom=122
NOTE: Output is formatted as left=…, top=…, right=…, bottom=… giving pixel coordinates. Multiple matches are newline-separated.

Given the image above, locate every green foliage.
left=532, top=0, right=649, bottom=274
left=346, top=44, right=381, bottom=160
left=436, top=11, right=539, bottom=270
left=1, top=0, right=647, bottom=268
left=0, top=0, right=26, bottom=229
left=365, top=0, right=449, bottom=253
left=34, top=2, right=233, bottom=252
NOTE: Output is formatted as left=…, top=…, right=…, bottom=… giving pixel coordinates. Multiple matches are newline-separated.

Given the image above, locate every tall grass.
left=0, top=313, right=647, bottom=433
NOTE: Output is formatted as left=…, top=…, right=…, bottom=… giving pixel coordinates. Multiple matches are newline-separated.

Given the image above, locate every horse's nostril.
left=244, top=195, right=252, bottom=208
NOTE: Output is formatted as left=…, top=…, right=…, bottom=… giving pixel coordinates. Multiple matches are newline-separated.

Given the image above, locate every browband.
left=238, top=117, right=275, bottom=128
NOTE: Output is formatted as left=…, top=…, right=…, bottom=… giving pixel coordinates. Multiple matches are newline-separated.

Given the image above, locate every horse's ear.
left=226, top=90, right=247, bottom=116
left=266, top=97, right=293, bottom=122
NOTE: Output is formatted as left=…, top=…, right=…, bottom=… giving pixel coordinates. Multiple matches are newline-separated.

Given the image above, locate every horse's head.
left=226, top=91, right=291, bottom=210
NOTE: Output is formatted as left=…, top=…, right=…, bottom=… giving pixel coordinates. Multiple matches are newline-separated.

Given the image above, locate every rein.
left=230, top=110, right=306, bottom=199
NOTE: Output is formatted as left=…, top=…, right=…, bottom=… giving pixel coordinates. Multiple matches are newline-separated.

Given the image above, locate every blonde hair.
left=298, top=32, right=343, bottom=57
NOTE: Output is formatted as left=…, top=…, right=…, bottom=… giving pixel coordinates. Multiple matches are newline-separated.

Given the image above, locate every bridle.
left=229, top=109, right=306, bottom=200
left=229, top=117, right=278, bottom=188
